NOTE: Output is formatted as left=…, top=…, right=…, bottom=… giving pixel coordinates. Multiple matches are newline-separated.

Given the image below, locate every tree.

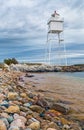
left=4, top=58, right=18, bottom=65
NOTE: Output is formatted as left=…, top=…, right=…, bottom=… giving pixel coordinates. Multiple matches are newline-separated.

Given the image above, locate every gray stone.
left=29, top=105, right=45, bottom=113
left=7, top=116, right=14, bottom=123
left=24, top=103, right=31, bottom=108
left=51, top=103, right=70, bottom=114
left=0, top=101, right=9, bottom=108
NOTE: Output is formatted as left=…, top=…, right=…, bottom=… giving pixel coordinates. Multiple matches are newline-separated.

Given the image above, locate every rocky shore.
left=0, top=70, right=83, bottom=130
left=2, top=63, right=84, bottom=72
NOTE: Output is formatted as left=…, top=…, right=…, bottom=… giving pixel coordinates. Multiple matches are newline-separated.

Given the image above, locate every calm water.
left=59, top=72, right=84, bottom=79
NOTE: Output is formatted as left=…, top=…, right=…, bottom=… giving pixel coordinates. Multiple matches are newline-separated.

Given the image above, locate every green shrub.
left=4, top=58, right=18, bottom=65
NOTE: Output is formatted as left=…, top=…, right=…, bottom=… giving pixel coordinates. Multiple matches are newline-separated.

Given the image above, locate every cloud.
left=0, top=0, right=38, bottom=8
left=0, top=0, right=84, bottom=64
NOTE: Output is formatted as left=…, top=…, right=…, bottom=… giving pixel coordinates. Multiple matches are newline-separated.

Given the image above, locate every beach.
left=0, top=70, right=84, bottom=129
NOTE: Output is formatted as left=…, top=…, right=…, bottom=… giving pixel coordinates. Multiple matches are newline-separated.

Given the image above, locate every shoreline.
left=1, top=63, right=84, bottom=72
left=0, top=70, right=84, bottom=129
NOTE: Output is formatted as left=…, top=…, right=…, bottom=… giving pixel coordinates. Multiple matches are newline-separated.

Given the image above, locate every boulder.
left=9, top=63, right=62, bottom=72
left=46, top=109, right=62, bottom=117
left=45, top=122, right=60, bottom=130
left=20, top=93, right=27, bottom=98
left=51, top=103, right=70, bottom=114
left=7, top=92, right=18, bottom=100
left=0, top=93, right=5, bottom=101
left=0, top=101, right=9, bottom=108
left=7, top=116, right=14, bottom=123
left=0, top=120, right=7, bottom=130
left=5, top=105, right=20, bottom=113
left=3, top=64, right=10, bottom=72
left=10, top=119, right=25, bottom=129
left=0, top=113, right=9, bottom=118
left=28, top=122, right=40, bottom=130
left=60, top=117, right=70, bottom=125
left=14, top=114, right=27, bottom=123
left=33, top=95, right=49, bottom=108
left=0, top=118, right=9, bottom=128
left=29, top=105, right=45, bottom=113
left=24, top=103, right=31, bottom=108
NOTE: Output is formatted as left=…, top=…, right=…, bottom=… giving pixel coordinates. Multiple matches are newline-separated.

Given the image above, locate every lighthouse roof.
left=47, top=11, right=63, bottom=24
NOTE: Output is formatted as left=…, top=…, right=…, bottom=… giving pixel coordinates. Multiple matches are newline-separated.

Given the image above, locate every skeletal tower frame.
left=46, top=11, right=67, bottom=66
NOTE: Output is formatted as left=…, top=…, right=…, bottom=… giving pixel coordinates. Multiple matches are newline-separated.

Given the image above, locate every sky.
left=0, top=0, right=84, bottom=65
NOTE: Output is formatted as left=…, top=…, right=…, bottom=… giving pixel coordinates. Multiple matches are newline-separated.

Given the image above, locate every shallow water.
left=61, top=72, right=84, bottom=79
left=28, top=72, right=84, bottom=117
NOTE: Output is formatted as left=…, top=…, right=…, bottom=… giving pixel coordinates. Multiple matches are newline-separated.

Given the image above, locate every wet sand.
left=25, top=72, right=84, bottom=119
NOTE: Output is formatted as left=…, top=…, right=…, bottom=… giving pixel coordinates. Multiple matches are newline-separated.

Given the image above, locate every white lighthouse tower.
left=46, top=11, right=67, bottom=65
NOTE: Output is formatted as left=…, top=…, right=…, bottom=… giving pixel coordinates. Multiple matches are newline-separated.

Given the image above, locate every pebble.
left=0, top=71, right=82, bottom=130
left=24, top=103, right=31, bottom=107
left=28, top=121, right=40, bottom=130
left=7, top=92, right=18, bottom=100
left=10, top=119, right=25, bottom=129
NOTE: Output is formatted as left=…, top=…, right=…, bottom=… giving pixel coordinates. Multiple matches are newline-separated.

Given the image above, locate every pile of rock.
left=61, top=65, right=84, bottom=72
left=0, top=71, right=82, bottom=130
left=9, top=64, right=62, bottom=72
left=1, top=63, right=84, bottom=72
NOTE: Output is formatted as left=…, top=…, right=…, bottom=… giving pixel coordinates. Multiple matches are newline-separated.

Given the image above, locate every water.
left=56, top=72, right=84, bottom=80
left=62, top=72, right=84, bottom=79
left=30, top=71, right=84, bottom=114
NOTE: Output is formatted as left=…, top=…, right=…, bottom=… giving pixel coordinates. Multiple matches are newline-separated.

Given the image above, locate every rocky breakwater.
left=0, top=70, right=83, bottom=130
left=2, top=63, right=84, bottom=72
left=61, top=65, right=84, bottom=72
left=9, top=64, right=62, bottom=72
